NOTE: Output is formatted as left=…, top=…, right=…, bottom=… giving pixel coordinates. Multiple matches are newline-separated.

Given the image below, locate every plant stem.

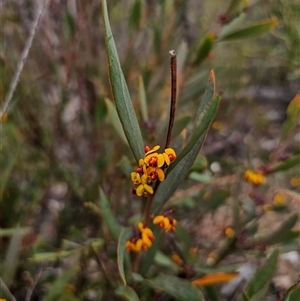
left=165, top=50, right=177, bottom=149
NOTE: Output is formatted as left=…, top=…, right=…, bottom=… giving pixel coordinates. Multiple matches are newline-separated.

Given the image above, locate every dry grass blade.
left=1, top=0, right=49, bottom=116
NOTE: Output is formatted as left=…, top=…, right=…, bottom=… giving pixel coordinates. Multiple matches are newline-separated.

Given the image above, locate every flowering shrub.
left=1, top=0, right=299, bottom=300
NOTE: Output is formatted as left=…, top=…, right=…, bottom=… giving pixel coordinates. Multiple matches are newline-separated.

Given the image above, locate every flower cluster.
left=126, top=214, right=177, bottom=253
left=125, top=223, right=155, bottom=252
left=131, top=145, right=176, bottom=196
left=243, top=169, right=266, bottom=185
left=153, top=215, right=177, bottom=232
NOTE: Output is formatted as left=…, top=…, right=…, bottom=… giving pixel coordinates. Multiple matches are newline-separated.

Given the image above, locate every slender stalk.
left=143, top=50, right=178, bottom=226
left=1, top=0, right=49, bottom=116
left=144, top=193, right=154, bottom=227
left=165, top=50, right=177, bottom=149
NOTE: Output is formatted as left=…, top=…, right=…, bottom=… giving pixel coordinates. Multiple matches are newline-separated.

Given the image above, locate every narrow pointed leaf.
left=218, top=18, right=278, bottom=41
left=115, top=285, right=140, bottom=301
left=244, top=249, right=279, bottom=300
left=282, top=276, right=300, bottom=301
left=138, top=76, right=148, bottom=123
left=105, top=98, right=128, bottom=144
left=3, top=227, right=24, bottom=286
left=268, top=153, right=300, bottom=173
left=194, top=33, right=215, bottom=65
left=102, top=0, right=144, bottom=162
left=44, top=254, right=79, bottom=301
left=145, top=274, right=203, bottom=301
left=280, top=93, right=300, bottom=141
left=117, top=228, right=133, bottom=285
left=99, top=187, right=122, bottom=241
left=260, top=214, right=298, bottom=245
left=218, top=13, right=246, bottom=39
left=152, top=71, right=220, bottom=213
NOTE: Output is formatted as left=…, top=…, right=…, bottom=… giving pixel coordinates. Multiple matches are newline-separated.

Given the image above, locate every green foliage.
left=145, top=274, right=204, bottom=301
left=218, top=18, right=278, bottom=41
left=117, top=228, right=132, bottom=285
left=102, top=0, right=144, bottom=162
left=1, top=0, right=298, bottom=299
left=241, top=249, right=279, bottom=301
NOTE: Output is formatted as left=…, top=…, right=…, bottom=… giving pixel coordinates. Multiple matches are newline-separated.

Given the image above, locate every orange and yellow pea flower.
left=146, top=166, right=165, bottom=181
left=136, top=158, right=147, bottom=174
left=126, top=223, right=155, bottom=252
left=164, top=148, right=176, bottom=164
left=153, top=215, right=177, bottom=232
left=133, top=173, right=153, bottom=196
left=144, top=145, right=176, bottom=168
left=243, top=169, right=266, bottom=185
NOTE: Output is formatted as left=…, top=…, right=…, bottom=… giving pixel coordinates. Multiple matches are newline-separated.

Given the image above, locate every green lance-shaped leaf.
left=115, top=285, right=141, bottom=301
left=144, top=274, right=203, bottom=301
left=218, top=18, right=278, bottom=42
left=117, top=228, right=133, bottom=285
left=29, top=250, right=75, bottom=263
left=280, top=94, right=300, bottom=141
left=267, top=153, right=300, bottom=173
left=44, top=254, right=79, bottom=301
left=282, top=276, right=300, bottom=301
left=259, top=213, right=298, bottom=245
left=138, top=75, right=149, bottom=123
left=99, top=186, right=122, bottom=241
left=218, top=13, right=246, bottom=39
left=105, top=98, right=128, bottom=145
left=129, top=0, right=142, bottom=30
left=194, top=33, right=215, bottom=66
left=102, top=0, right=144, bottom=162
left=2, top=226, right=25, bottom=286
left=242, top=249, right=279, bottom=301
left=151, top=71, right=220, bottom=214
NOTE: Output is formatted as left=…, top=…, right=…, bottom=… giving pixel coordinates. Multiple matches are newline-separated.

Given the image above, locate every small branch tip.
left=169, top=50, right=176, bottom=57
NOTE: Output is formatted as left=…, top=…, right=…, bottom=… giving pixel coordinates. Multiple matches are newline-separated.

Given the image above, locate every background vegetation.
left=1, top=0, right=299, bottom=300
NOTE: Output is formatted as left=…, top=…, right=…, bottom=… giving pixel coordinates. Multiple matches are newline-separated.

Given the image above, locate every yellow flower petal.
left=156, top=168, right=165, bottom=181
left=153, top=215, right=164, bottom=224
left=157, top=154, right=165, bottom=167
left=165, top=148, right=176, bottom=156
left=131, top=172, right=141, bottom=185
left=162, top=217, right=170, bottom=229
left=141, top=174, right=148, bottom=184
left=145, top=145, right=160, bottom=156
left=142, top=233, right=153, bottom=247
left=163, top=153, right=170, bottom=165
left=144, top=184, right=154, bottom=194
left=138, top=222, right=144, bottom=231
left=136, top=185, right=144, bottom=196
left=135, top=239, right=144, bottom=252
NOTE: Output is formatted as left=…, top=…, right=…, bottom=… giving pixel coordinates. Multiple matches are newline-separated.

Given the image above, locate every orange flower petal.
left=192, top=272, right=239, bottom=286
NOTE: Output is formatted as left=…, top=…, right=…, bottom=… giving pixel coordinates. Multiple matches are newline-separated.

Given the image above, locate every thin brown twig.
left=1, top=0, right=49, bottom=116
left=165, top=50, right=177, bottom=149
